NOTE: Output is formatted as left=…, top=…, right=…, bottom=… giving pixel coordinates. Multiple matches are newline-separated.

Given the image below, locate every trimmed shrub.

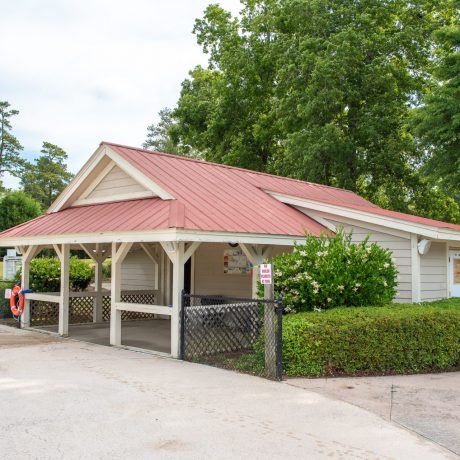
left=102, top=258, right=111, bottom=280
left=70, top=258, right=94, bottom=291
left=269, top=228, right=398, bottom=312
left=16, top=257, right=93, bottom=292
left=282, top=304, right=460, bottom=377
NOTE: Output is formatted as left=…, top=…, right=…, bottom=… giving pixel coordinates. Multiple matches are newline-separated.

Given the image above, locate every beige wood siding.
left=270, top=245, right=293, bottom=258
left=121, top=248, right=156, bottom=291
left=420, top=242, right=447, bottom=301
left=193, top=243, right=252, bottom=297
left=328, top=219, right=412, bottom=302
left=87, top=165, right=147, bottom=200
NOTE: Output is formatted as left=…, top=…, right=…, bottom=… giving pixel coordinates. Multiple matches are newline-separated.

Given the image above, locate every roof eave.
left=268, top=192, right=460, bottom=241
left=0, top=228, right=305, bottom=248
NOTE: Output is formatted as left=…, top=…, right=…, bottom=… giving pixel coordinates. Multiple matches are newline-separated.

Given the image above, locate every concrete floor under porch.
left=36, top=319, right=171, bottom=353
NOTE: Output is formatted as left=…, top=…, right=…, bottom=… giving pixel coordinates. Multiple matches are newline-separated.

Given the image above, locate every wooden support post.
left=19, top=245, right=40, bottom=328
left=80, top=243, right=108, bottom=323
left=171, top=242, right=184, bottom=359
left=165, top=254, right=171, bottom=306
left=157, top=249, right=164, bottom=305
left=54, top=244, right=70, bottom=336
left=161, top=241, right=200, bottom=358
left=240, top=244, right=272, bottom=299
left=94, top=257, right=104, bottom=322
left=110, top=242, right=132, bottom=346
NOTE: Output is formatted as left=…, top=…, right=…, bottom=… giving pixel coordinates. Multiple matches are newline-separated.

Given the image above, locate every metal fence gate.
left=181, top=293, right=283, bottom=380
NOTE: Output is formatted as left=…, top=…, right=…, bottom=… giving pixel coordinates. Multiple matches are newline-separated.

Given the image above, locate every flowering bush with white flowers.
left=270, top=228, right=398, bottom=312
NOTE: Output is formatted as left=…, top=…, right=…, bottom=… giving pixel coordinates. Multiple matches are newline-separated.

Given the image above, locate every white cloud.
left=0, top=0, right=242, bottom=187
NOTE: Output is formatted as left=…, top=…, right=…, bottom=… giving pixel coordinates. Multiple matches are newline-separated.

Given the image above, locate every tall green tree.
left=0, top=101, right=25, bottom=178
left=143, top=108, right=180, bottom=153
left=414, top=0, right=460, bottom=204
left=0, top=191, right=42, bottom=231
left=171, top=0, right=458, bottom=217
left=21, top=142, right=73, bottom=209
left=143, top=107, right=202, bottom=158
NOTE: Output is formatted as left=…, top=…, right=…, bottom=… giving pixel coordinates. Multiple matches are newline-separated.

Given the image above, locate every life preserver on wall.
left=10, top=285, right=25, bottom=318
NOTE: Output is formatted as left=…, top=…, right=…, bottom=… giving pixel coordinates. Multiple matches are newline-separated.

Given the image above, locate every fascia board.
left=48, top=145, right=108, bottom=213
left=0, top=229, right=300, bottom=248
left=104, top=146, right=174, bottom=200
left=268, top=191, right=460, bottom=241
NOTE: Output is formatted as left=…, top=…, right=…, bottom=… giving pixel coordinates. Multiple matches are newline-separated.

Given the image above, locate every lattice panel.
left=102, top=293, right=156, bottom=321
left=103, top=296, right=111, bottom=321
left=31, top=301, right=59, bottom=326
left=69, top=296, right=94, bottom=324
left=30, top=293, right=157, bottom=326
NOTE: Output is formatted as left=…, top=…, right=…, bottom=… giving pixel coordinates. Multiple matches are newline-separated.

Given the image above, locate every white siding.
left=328, top=219, right=412, bottom=302
left=420, top=242, right=447, bottom=301
left=121, top=248, right=156, bottom=291
left=194, top=243, right=252, bottom=297
left=87, top=165, right=147, bottom=200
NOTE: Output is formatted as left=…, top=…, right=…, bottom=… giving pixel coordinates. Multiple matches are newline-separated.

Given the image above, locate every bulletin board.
left=223, top=248, right=251, bottom=274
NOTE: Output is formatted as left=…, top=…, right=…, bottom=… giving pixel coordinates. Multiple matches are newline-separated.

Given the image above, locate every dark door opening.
left=184, top=257, right=192, bottom=294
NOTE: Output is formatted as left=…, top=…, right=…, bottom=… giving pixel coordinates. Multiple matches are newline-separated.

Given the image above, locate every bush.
left=282, top=303, right=460, bottom=377
left=269, top=228, right=398, bottom=312
left=16, top=257, right=93, bottom=292
left=102, top=258, right=111, bottom=280
left=0, top=280, right=13, bottom=319
left=70, top=259, right=94, bottom=291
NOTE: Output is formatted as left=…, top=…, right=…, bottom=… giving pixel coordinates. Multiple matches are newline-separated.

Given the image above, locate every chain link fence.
left=181, top=293, right=283, bottom=380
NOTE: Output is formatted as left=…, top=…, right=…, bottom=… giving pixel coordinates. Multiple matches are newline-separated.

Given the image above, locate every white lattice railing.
left=28, top=290, right=160, bottom=326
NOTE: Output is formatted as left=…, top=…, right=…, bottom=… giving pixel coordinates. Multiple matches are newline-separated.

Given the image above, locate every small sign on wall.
left=4, top=289, right=11, bottom=299
left=260, top=264, right=273, bottom=285
left=223, top=248, right=251, bottom=274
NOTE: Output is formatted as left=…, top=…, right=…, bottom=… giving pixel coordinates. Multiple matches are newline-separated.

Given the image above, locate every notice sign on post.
left=260, top=263, right=273, bottom=285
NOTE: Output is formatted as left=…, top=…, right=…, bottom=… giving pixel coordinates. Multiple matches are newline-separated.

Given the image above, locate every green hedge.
left=15, top=257, right=93, bottom=292
left=283, top=300, right=460, bottom=377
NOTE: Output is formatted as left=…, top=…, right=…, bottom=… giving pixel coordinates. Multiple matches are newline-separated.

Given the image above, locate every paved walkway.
left=289, top=372, right=460, bottom=456
left=0, top=325, right=455, bottom=459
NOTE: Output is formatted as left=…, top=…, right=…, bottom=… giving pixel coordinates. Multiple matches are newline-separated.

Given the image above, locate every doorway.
left=449, top=250, right=460, bottom=297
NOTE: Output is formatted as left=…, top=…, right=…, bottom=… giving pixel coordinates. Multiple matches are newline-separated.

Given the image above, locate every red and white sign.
left=260, top=264, right=273, bottom=285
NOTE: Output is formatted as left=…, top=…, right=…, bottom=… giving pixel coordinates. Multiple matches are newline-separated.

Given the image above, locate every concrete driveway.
left=0, top=325, right=455, bottom=460
left=289, top=372, right=460, bottom=456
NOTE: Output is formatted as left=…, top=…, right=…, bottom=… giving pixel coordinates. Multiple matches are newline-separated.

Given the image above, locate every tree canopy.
left=21, top=142, right=73, bottom=210
left=149, top=0, right=460, bottom=223
left=0, top=191, right=42, bottom=232
left=0, top=101, right=25, bottom=180
left=414, top=0, right=460, bottom=205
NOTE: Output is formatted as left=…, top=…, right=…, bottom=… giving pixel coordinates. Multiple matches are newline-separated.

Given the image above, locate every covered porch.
left=18, top=239, right=285, bottom=357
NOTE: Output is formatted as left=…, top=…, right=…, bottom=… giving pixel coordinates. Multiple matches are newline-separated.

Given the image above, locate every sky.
left=0, top=0, right=242, bottom=188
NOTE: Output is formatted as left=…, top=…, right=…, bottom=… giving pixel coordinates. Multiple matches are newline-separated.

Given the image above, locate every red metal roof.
left=1, top=141, right=459, bottom=240
left=108, top=143, right=460, bottom=232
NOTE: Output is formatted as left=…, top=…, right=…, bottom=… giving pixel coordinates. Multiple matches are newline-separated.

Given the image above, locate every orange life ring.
left=10, top=285, right=25, bottom=317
